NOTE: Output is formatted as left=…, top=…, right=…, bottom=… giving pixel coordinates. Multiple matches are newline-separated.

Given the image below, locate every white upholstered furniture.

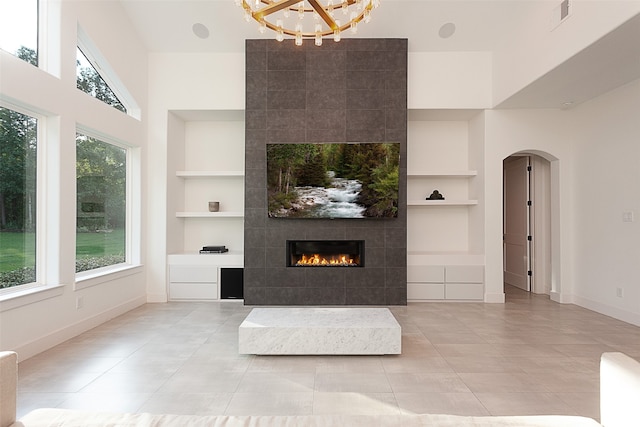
left=2, top=351, right=639, bottom=427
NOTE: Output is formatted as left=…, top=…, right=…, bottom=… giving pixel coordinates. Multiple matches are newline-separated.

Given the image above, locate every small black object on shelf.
left=200, top=245, right=228, bottom=254
left=426, top=190, right=445, bottom=200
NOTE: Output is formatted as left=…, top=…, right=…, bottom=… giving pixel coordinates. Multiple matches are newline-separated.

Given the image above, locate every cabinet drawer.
left=407, top=265, right=445, bottom=283
left=407, top=283, right=445, bottom=300
left=445, top=265, right=483, bottom=283
left=170, top=282, right=218, bottom=300
left=169, top=265, right=218, bottom=283
left=445, top=283, right=484, bottom=300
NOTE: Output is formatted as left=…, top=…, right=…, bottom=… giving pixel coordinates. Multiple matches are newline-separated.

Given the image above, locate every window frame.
left=0, top=101, right=52, bottom=302
left=74, top=126, right=141, bottom=290
left=76, top=26, right=141, bottom=120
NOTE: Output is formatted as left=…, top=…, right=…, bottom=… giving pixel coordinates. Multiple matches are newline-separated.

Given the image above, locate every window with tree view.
left=76, top=134, right=126, bottom=273
left=0, top=107, right=38, bottom=289
left=0, top=0, right=38, bottom=66
left=76, top=47, right=126, bottom=113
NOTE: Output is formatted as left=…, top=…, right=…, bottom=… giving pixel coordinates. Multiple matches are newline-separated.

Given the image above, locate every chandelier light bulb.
left=238, top=0, right=377, bottom=44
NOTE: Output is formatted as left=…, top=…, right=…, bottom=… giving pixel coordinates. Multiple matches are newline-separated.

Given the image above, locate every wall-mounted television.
left=267, top=142, right=400, bottom=219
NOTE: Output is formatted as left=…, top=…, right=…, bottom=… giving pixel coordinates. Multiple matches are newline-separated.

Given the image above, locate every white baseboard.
left=14, top=295, right=146, bottom=361
left=573, top=295, right=640, bottom=327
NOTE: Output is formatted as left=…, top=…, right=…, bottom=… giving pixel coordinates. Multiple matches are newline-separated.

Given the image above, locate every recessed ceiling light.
left=192, top=23, right=210, bottom=39
left=438, top=22, right=456, bottom=39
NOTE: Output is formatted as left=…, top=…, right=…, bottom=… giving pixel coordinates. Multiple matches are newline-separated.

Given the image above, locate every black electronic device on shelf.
left=199, top=245, right=228, bottom=254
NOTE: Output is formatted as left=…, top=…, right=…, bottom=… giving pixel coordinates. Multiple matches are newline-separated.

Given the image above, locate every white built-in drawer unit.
left=407, top=264, right=484, bottom=301
left=167, top=253, right=243, bottom=300
left=169, top=264, right=219, bottom=300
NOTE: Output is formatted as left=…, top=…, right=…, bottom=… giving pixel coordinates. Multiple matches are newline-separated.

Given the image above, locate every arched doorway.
left=503, top=153, right=553, bottom=298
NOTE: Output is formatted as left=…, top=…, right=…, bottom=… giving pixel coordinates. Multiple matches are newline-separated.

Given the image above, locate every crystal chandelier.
left=236, top=0, right=380, bottom=46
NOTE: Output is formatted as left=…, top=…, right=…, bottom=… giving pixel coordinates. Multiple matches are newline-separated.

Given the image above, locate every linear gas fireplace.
left=287, top=240, right=364, bottom=267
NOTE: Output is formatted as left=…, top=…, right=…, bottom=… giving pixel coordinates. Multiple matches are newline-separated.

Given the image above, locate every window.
left=76, top=47, right=126, bottom=113
left=0, top=106, right=38, bottom=289
left=76, top=133, right=126, bottom=273
left=0, top=0, right=38, bottom=65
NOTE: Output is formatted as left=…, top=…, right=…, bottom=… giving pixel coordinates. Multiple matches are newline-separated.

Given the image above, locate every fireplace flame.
left=295, top=253, right=358, bottom=267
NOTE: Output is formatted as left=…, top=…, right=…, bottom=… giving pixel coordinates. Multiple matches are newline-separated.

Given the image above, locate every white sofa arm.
left=601, top=352, right=640, bottom=427
left=0, top=351, right=17, bottom=427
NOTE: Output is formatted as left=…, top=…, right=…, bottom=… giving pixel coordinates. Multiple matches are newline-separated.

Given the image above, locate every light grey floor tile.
left=247, top=355, right=319, bottom=373
left=381, top=356, right=454, bottom=373
left=314, top=373, right=393, bottom=393
left=18, top=371, right=104, bottom=393
left=315, top=356, right=385, bottom=373
left=17, top=393, right=69, bottom=418
left=457, top=372, right=551, bottom=393
left=235, top=372, right=315, bottom=393
left=313, top=392, right=401, bottom=415
left=387, top=373, right=470, bottom=393
left=158, top=369, right=244, bottom=394
left=474, top=392, right=580, bottom=416
left=137, top=392, right=233, bottom=415
left=555, top=392, right=600, bottom=420
left=79, top=371, right=170, bottom=394
left=225, top=392, right=314, bottom=415
left=395, top=392, right=490, bottom=416
left=57, top=392, right=151, bottom=413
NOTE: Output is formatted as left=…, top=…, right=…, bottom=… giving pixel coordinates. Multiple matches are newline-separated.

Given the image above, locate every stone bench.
left=238, top=307, right=401, bottom=355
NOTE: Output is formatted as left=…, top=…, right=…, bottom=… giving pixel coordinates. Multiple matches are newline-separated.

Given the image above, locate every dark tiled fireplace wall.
left=243, top=38, right=407, bottom=305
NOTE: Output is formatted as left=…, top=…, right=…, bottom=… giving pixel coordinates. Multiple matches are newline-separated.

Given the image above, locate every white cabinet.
left=407, top=265, right=445, bottom=300
left=168, top=253, right=243, bottom=301
left=407, top=263, right=484, bottom=301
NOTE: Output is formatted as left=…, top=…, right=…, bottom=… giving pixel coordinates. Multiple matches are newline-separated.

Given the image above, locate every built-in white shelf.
left=176, top=211, right=244, bottom=218
left=176, top=170, right=244, bottom=177
left=408, top=200, right=478, bottom=206
left=407, top=170, right=477, bottom=178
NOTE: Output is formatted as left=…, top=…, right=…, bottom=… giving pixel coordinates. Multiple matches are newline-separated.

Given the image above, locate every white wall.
left=483, top=78, right=640, bottom=326
left=483, top=109, right=575, bottom=304
left=146, top=53, right=245, bottom=302
left=569, top=79, right=640, bottom=326
left=0, top=1, right=148, bottom=359
left=492, top=1, right=640, bottom=106
left=408, top=52, right=492, bottom=109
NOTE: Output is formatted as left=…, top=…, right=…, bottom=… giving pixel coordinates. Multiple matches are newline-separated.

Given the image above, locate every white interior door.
left=504, top=156, right=530, bottom=291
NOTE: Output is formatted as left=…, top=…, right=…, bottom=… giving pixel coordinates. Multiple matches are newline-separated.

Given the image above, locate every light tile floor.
left=16, top=286, right=640, bottom=421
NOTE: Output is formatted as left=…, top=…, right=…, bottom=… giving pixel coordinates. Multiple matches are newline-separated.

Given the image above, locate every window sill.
left=75, top=264, right=143, bottom=290
left=0, top=284, right=65, bottom=313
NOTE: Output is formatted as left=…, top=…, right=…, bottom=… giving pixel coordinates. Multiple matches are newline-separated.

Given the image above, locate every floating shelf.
left=176, top=171, right=244, bottom=177
left=408, top=200, right=478, bottom=206
left=407, top=170, right=477, bottom=178
left=176, top=211, right=244, bottom=218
